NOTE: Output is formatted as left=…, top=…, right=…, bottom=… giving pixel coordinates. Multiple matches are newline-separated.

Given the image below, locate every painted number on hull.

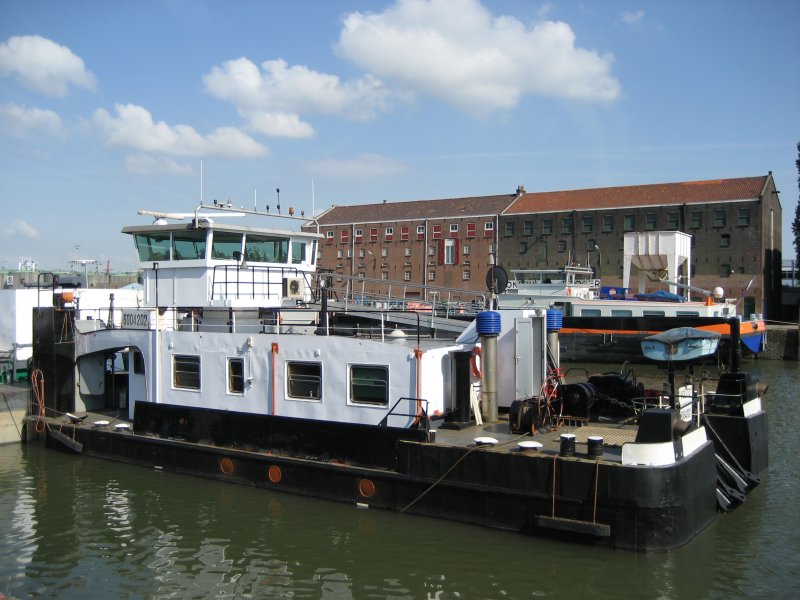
left=122, top=310, right=151, bottom=329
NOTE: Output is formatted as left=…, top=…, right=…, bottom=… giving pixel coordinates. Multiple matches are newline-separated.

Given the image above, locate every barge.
left=26, top=204, right=768, bottom=551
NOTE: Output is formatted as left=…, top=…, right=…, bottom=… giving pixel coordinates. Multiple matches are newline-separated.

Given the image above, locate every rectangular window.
left=623, top=214, right=635, bottom=232
left=524, top=220, right=534, bottom=236
left=738, top=208, right=751, bottom=226
left=504, top=221, right=515, bottom=236
left=381, top=272, right=389, bottom=280
left=444, top=239, right=457, bottom=265
left=173, top=230, right=206, bottom=261
left=416, top=225, right=425, bottom=240
left=340, top=230, right=349, bottom=244
left=381, top=247, right=389, bottom=257
left=287, top=361, right=321, bottom=400
left=562, top=217, right=573, bottom=234
left=326, top=230, right=334, bottom=244
left=463, top=243, right=471, bottom=255
left=173, top=355, right=200, bottom=390
left=690, top=210, right=702, bottom=229
left=354, top=228, right=363, bottom=242
left=667, top=211, right=679, bottom=229
left=484, top=222, right=494, bottom=237
left=358, top=248, right=365, bottom=258
left=579, top=309, right=601, bottom=317
left=228, top=358, right=244, bottom=394
left=428, top=271, right=436, bottom=281
left=611, top=309, right=633, bottom=317
left=721, top=234, right=731, bottom=247
left=369, top=228, right=378, bottom=242
left=558, top=240, right=567, bottom=252
left=385, top=227, right=393, bottom=240
left=291, top=241, right=307, bottom=265
left=449, top=223, right=459, bottom=235
left=400, top=226, right=409, bottom=241
left=542, top=218, right=553, bottom=235
left=337, top=249, right=343, bottom=259
left=428, top=246, right=436, bottom=256
left=462, top=270, right=470, bottom=280
left=643, top=310, right=666, bottom=317
left=346, top=248, right=353, bottom=258
left=714, top=208, right=726, bottom=227
left=210, top=231, right=242, bottom=260
left=432, top=225, right=442, bottom=239
left=519, top=241, right=527, bottom=254
left=245, top=234, right=289, bottom=263
left=720, top=263, right=731, bottom=277
left=134, top=232, right=172, bottom=262
left=602, top=215, right=613, bottom=233
left=350, top=365, right=388, bottom=406
left=404, top=247, right=412, bottom=257
left=404, top=271, right=411, bottom=281
left=466, top=223, right=476, bottom=237
left=581, top=216, right=593, bottom=233
left=645, top=213, right=657, bottom=231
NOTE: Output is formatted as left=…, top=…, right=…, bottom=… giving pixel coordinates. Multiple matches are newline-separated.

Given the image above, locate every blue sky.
left=1, top=0, right=798, bottom=272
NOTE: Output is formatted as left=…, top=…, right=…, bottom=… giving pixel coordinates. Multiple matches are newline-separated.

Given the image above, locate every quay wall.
left=762, top=324, right=799, bottom=361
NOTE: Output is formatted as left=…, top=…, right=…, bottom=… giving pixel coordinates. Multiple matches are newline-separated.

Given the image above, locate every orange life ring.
left=471, top=346, right=482, bottom=378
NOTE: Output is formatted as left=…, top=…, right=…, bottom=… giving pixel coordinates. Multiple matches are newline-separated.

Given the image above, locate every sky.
left=1, top=0, right=798, bottom=273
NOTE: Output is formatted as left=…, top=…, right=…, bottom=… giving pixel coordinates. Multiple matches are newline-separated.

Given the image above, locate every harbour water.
left=1, top=360, right=798, bottom=599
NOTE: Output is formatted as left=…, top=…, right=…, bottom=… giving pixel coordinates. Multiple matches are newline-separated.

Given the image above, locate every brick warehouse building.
left=304, top=174, right=782, bottom=318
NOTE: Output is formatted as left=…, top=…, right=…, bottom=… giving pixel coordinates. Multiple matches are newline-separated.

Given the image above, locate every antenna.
left=200, top=159, right=204, bottom=204
left=276, top=188, right=281, bottom=214
left=254, top=188, right=257, bottom=212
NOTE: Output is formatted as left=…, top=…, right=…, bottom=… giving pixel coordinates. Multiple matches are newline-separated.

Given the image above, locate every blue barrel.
left=546, top=309, right=563, bottom=332
left=476, top=310, right=501, bottom=335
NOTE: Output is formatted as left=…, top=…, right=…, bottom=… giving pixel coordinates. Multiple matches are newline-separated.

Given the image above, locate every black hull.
left=27, top=402, right=731, bottom=552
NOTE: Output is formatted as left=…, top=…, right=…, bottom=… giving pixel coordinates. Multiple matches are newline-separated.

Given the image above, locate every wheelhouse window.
left=134, top=233, right=171, bottom=261
left=173, top=230, right=206, bottom=260
left=211, top=232, right=243, bottom=260
left=173, top=355, right=200, bottom=390
left=245, top=234, right=288, bottom=263
left=291, top=241, right=307, bottom=264
left=287, top=362, right=322, bottom=400
left=228, top=358, right=245, bottom=394
left=350, top=365, right=388, bottom=406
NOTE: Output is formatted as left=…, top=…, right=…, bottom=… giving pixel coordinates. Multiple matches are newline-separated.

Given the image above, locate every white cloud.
left=203, top=57, right=395, bottom=138
left=92, top=103, right=268, bottom=158
left=2, top=219, right=40, bottom=239
left=303, top=153, right=406, bottom=179
left=0, top=35, right=96, bottom=96
left=337, top=0, right=620, bottom=115
left=0, top=102, right=63, bottom=137
left=619, top=10, right=645, bottom=30
left=124, top=154, right=195, bottom=176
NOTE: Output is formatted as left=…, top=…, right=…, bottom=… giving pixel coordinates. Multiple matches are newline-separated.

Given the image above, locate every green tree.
left=795, top=142, right=800, bottom=266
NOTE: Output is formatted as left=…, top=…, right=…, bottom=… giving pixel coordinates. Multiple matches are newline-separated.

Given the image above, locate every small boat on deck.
left=641, top=327, right=721, bottom=363
left=25, top=203, right=768, bottom=551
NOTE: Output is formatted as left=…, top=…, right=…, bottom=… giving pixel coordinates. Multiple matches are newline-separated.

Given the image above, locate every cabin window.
left=611, top=309, right=632, bottom=317
left=134, top=233, right=171, bottom=261
left=228, top=358, right=245, bottom=394
left=173, top=355, right=200, bottom=390
left=643, top=310, right=666, bottom=317
left=245, top=235, right=288, bottom=263
left=287, top=362, right=322, bottom=400
left=579, top=309, right=601, bottom=317
left=211, top=232, right=243, bottom=260
left=172, top=230, right=206, bottom=260
left=677, top=311, right=700, bottom=317
left=291, top=241, right=307, bottom=264
left=133, top=351, right=144, bottom=374
left=350, top=365, right=388, bottom=406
